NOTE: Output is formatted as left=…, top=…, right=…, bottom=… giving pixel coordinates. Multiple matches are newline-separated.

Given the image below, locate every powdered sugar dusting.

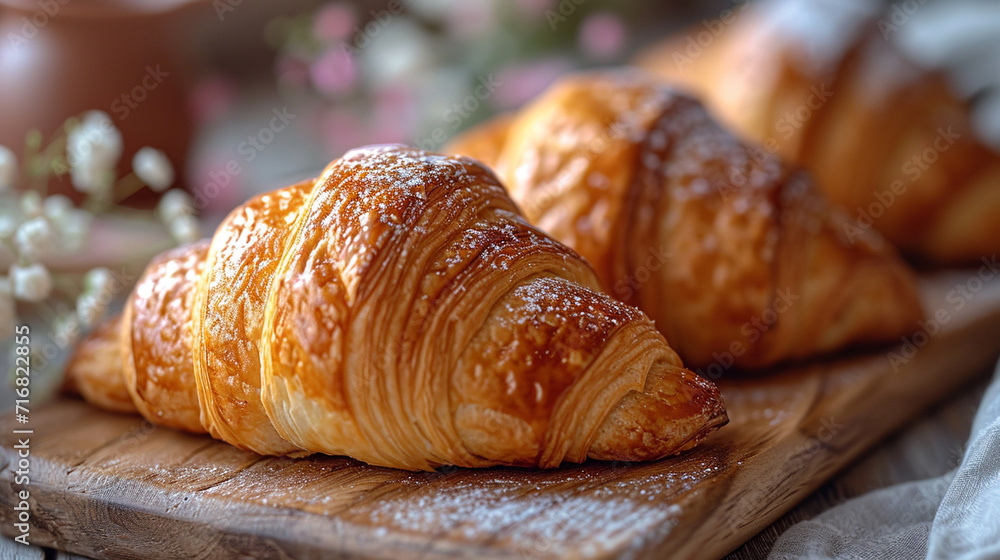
left=498, top=276, right=642, bottom=336
left=362, top=467, right=700, bottom=557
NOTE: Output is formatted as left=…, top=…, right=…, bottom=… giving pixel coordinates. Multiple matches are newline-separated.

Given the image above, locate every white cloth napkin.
left=768, top=360, right=1000, bottom=560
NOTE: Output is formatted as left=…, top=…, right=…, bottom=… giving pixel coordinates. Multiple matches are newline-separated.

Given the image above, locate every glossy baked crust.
left=122, top=240, right=209, bottom=432
left=193, top=180, right=313, bottom=455
left=66, top=145, right=727, bottom=470
left=63, top=315, right=136, bottom=414
left=446, top=70, right=923, bottom=369
left=634, top=2, right=1000, bottom=263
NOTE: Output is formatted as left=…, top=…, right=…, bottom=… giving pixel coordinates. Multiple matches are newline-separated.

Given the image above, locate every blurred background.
left=0, top=0, right=710, bottom=214
left=2, top=2, right=1000, bottom=558
left=2, top=0, right=1000, bottom=400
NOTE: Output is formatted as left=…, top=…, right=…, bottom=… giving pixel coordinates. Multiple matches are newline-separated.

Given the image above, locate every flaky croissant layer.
left=635, top=0, right=1000, bottom=264
left=66, top=145, right=727, bottom=471
left=447, top=70, right=924, bottom=371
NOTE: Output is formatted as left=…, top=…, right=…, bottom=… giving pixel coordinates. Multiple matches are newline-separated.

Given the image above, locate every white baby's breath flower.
left=14, top=216, right=54, bottom=260
left=157, top=189, right=193, bottom=223
left=0, top=213, right=18, bottom=240
left=361, top=19, right=435, bottom=86
left=20, top=191, right=42, bottom=218
left=52, top=313, right=81, bottom=348
left=0, top=145, right=16, bottom=191
left=10, top=262, right=52, bottom=302
left=67, top=111, right=122, bottom=194
left=0, top=276, right=14, bottom=339
left=43, top=194, right=74, bottom=221
left=70, top=163, right=109, bottom=195
left=132, top=147, right=174, bottom=192
left=169, top=214, right=201, bottom=244
left=83, top=267, right=115, bottom=298
left=57, top=209, right=93, bottom=252
left=76, top=291, right=107, bottom=327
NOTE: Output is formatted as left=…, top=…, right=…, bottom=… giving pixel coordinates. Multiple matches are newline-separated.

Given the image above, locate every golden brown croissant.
left=634, top=1, right=1000, bottom=264
left=446, top=70, right=923, bottom=370
left=65, top=145, right=727, bottom=470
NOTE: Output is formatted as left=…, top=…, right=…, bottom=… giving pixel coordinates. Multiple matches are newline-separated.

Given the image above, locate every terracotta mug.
left=0, top=0, right=200, bottom=203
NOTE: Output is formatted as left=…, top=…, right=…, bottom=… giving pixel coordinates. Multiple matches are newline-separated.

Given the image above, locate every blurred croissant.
left=64, top=145, right=727, bottom=471
left=634, top=0, right=1000, bottom=263
left=446, top=70, right=923, bottom=370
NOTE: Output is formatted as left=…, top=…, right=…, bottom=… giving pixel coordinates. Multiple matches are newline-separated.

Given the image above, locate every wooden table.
left=727, top=371, right=989, bottom=558
left=1, top=376, right=986, bottom=559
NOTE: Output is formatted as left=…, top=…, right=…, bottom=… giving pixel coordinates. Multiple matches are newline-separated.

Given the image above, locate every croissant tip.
left=675, top=404, right=728, bottom=455
left=585, top=364, right=728, bottom=463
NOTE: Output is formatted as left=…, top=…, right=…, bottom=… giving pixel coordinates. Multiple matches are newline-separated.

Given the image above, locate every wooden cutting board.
left=2, top=269, right=999, bottom=560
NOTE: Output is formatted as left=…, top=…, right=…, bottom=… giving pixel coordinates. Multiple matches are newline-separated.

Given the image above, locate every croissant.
left=633, top=0, right=1000, bottom=264
left=446, top=70, right=923, bottom=370
left=65, top=145, right=727, bottom=470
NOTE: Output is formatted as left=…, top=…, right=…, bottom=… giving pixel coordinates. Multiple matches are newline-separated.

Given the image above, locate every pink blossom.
left=578, top=12, right=626, bottom=61
left=313, top=3, right=357, bottom=43
left=310, top=47, right=358, bottom=96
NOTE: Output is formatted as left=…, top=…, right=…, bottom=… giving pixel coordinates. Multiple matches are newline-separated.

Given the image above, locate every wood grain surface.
left=727, top=370, right=989, bottom=559
left=1, top=270, right=999, bottom=560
